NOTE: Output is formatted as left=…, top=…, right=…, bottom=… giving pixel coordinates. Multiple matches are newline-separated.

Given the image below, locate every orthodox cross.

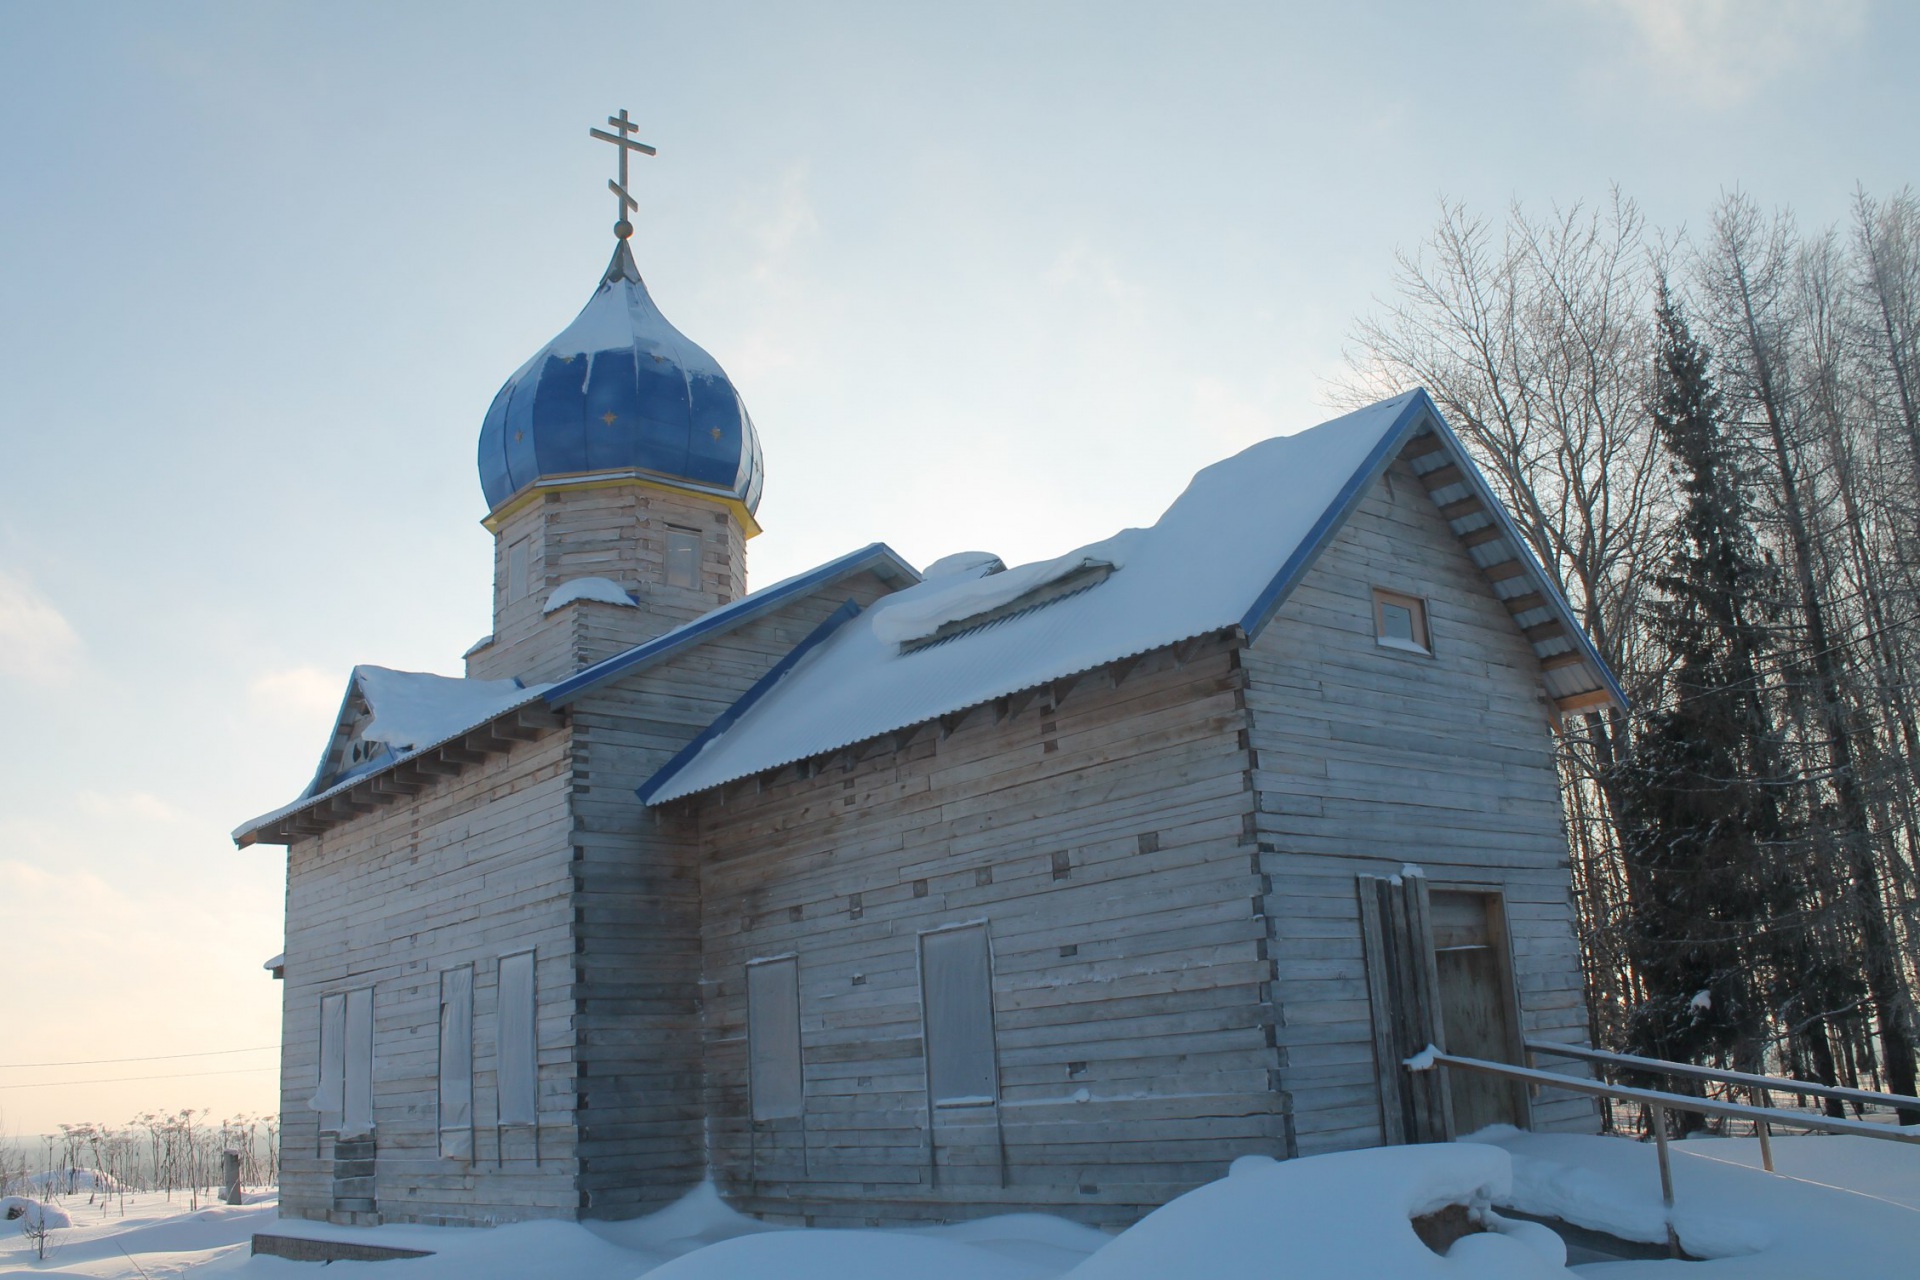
left=590, top=109, right=656, bottom=240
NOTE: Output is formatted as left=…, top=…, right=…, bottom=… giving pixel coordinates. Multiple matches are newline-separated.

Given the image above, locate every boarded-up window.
left=438, top=967, right=474, bottom=1159
left=309, top=992, right=346, bottom=1132
left=507, top=538, right=530, bottom=601
left=746, top=956, right=804, bottom=1120
left=665, top=528, right=700, bottom=589
left=497, top=951, right=537, bottom=1127
left=920, top=924, right=999, bottom=1107
left=342, top=987, right=374, bottom=1137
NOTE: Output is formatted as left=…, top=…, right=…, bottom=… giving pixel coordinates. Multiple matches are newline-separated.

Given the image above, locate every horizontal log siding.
left=470, top=485, right=748, bottom=684
left=1248, top=459, right=1597, bottom=1154
left=278, top=729, right=576, bottom=1225
left=569, top=572, right=900, bottom=1219
left=690, top=638, right=1282, bottom=1227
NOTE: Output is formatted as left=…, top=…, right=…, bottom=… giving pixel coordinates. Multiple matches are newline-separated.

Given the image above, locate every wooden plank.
left=1553, top=688, right=1615, bottom=714
left=1354, top=878, right=1404, bottom=1146
left=1417, top=463, right=1465, bottom=492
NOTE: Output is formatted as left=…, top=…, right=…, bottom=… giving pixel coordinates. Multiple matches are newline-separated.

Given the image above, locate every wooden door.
left=1428, top=890, right=1529, bottom=1135
left=1359, top=876, right=1531, bottom=1143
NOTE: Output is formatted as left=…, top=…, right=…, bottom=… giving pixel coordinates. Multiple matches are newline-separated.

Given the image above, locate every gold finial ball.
left=614, top=219, right=634, bottom=240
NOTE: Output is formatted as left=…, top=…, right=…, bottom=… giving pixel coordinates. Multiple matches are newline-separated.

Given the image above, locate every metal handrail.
left=1410, top=1047, right=1920, bottom=1260
left=1524, top=1038, right=1920, bottom=1114
left=1412, top=1049, right=1920, bottom=1144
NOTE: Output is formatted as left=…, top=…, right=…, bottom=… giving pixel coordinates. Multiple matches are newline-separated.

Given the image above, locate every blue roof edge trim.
left=1234, top=388, right=1626, bottom=713
left=637, top=597, right=865, bottom=805
left=233, top=685, right=551, bottom=845
left=1422, top=410, right=1631, bottom=713
left=542, top=542, right=918, bottom=706
left=1237, top=391, right=1436, bottom=639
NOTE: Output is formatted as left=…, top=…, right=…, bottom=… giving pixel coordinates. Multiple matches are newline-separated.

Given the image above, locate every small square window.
left=1373, top=588, right=1430, bottom=653
left=665, top=528, right=701, bottom=590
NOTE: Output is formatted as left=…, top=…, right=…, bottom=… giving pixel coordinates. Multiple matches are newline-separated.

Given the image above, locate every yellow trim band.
left=482, top=473, right=764, bottom=539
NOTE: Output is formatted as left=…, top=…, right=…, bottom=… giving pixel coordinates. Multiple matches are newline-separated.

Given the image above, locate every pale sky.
left=0, top=0, right=1911, bottom=1138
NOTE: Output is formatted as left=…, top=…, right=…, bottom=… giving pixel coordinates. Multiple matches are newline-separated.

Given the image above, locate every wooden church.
left=236, top=118, right=1622, bottom=1230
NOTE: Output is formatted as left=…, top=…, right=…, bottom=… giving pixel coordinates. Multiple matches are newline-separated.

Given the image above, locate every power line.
left=0, top=1066, right=280, bottom=1090
left=0, top=1046, right=278, bottom=1070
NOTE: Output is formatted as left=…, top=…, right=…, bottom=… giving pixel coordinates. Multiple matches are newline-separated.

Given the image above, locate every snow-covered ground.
left=3, top=1132, right=1915, bottom=1278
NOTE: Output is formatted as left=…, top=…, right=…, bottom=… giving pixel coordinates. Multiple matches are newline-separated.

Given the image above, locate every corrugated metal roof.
left=643, top=393, right=1444, bottom=803
left=641, top=390, right=1626, bottom=804
left=543, top=542, right=919, bottom=705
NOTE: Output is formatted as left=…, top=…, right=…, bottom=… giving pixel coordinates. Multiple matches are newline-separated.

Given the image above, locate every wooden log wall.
left=469, top=483, right=748, bottom=684
left=277, top=729, right=577, bottom=1225
left=567, top=572, right=901, bottom=1219
left=688, top=636, right=1283, bottom=1228
left=1246, top=457, right=1597, bottom=1154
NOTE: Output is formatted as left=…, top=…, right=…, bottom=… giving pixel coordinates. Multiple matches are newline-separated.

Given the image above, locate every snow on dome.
left=263, top=952, right=285, bottom=972
left=477, top=240, right=765, bottom=517
left=545, top=577, right=636, bottom=613
left=920, top=550, right=1006, bottom=580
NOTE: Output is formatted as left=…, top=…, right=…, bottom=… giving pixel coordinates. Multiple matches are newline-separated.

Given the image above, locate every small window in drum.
left=665, top=528, right=701, bottom=590
left=1373, top=588, right=1430, bottom=654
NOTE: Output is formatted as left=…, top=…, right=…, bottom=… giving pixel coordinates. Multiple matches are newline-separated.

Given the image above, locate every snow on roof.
left=642, top=392, right=1430, bottom=803
left=542, top=541, right=920, bottom=706
left=544, top=577, right=636, bottom=612
left=870, top=544, right=1123, bottom=647
left=920, top=550, right=1006, bottom=580
left=232, top=668, right=552, bottom=843
left=352, top=667, right=535, bottom=755
left=236, top=544, right=919, bottom=847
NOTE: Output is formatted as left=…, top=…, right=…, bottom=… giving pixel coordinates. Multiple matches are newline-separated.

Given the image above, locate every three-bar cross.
left=590, top=109, right=657, bottom=240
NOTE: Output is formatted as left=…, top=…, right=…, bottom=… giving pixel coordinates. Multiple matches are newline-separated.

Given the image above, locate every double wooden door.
left=1358, top=875, right=1530, bottom=1143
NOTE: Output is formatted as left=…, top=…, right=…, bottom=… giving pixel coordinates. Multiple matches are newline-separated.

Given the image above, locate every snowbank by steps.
left=1064, top=1147, right=1566, bottom=1280
left=6, top=1135, right=1917, bottom=1278
left=1482, top=1127, right=1920, bottom=1277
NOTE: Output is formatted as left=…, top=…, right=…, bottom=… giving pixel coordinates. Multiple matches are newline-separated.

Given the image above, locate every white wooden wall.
left=1248, top=458, right=1597, bottom=1153
left=278, top=730, right=577, bottom=1225
left=691, top=637, right=1281, bottom=1227
left=469, top=483, right=748, bottom=684
left=567, top=573, right=902, bottom=1219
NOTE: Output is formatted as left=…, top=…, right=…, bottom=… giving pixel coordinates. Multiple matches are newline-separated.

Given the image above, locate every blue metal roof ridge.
left=637, top=598, right=865, bottom=805
left=1237, top=391, right=1435, bottom=638
left=542, top=542, right=918, bottom=706
left=1234, top=387, right=1625, bottom=712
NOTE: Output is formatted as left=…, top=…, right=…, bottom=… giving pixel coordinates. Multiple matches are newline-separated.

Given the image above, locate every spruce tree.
left=1613, top=287, right=1783, bottom=1076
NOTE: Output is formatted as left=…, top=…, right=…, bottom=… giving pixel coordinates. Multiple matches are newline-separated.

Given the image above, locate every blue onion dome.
left=478, top=240, right=765, bottom=517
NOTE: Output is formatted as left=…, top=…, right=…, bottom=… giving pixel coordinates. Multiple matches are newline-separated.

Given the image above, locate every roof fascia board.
left=544, top=543, right=916, bottom=707
left=232, top=689, right=551, bottom=846
left=1237, top=391, right=1437, bottom=639
left=638, top=598, right=865, bottom=806
left=1421, top=412, right=1631, bottom=712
